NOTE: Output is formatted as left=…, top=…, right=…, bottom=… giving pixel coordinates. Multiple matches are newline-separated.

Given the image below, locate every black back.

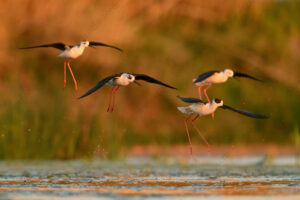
left=177, top=96, right=203, bottom=103
left=194, top=70, right=219, bottom=83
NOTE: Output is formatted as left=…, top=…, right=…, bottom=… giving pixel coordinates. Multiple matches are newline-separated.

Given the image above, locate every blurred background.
left=0, top=0, right=299, bottom=159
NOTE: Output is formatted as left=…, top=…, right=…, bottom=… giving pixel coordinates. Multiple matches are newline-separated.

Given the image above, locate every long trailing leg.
left=184, top=114, right=194, bottom=155
left=107, top=86, right=115, bottom=112
left=64, top=60, right=67, bottom=88
left=203, top=84, right=212, bottom=102
left=110, top=86, right=120, bottom=112
left=67, top=59, right=78, bottom=90
left=203, top=84, right=214, bottom=118
left=190, top=114, right=210, bottom=153
left=197, top=86, right=203, bottom=100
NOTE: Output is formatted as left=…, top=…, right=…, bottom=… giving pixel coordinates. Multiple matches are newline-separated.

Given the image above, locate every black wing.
left=234, top=72, right=263, bottom=82
left=19, top=42, right=67, bottom=50
left=194, top=70, right=219, bottom=83
left=220, top=105, right=268, bottom=119
left=177, top=96, right=203, bottom=103
left=133, top=74, right=177, bottom=89
left=78, top=74, right=117, bottom=99
left=89, top=41, right=122, bottom=52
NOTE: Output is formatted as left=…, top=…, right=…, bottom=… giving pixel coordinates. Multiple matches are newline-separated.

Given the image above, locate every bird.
left=78, top=72, right=177, bottom=112
left=193, top=69, right=262, bottom=102
left=19, top=40, right=122, bottom=90
left=177, top=96, right=267, bottom=155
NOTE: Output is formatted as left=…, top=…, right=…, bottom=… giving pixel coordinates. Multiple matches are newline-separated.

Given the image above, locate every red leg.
left=190, top=114, right=211, bottom=153
left=110, top=86, right=120, bottom=112
left=204, top=84, right=214, bottom=118
left=198, top=86, right=203, bottom=100
left=184, top=114, right=194, bottom=155
left=203, top=84, right=212, bottom=102
left=107, top=87, right=115, bottom=112
left=67, top=59, right=78, bottom=90
left=64, top=60, right=67, bottom=88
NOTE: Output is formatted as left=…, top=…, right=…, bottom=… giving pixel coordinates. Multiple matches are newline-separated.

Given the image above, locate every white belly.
left=191, top=103, right=217, bottom=116
left=107, top=75, right=131, bottom=86
left=194, top=73, right=228, bottom=86
left=207, top=73, right=228, bottom=83
left=194, top=80, right=211, bottom=87
left=59, top=47, right=84, bottom=59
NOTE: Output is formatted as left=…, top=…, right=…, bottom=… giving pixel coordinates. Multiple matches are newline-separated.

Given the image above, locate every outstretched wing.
left=19, top=42, right=67, bottom=50
left=234, top=72, right=263, bottom=82
left=78, top=74, right=117, bottom=99
left=193, top=70, right=219, bottom=83
left=89, top=41, right=122, bottom=52
left=177, top=96, right=203, bottom=103
left=134, top=74, right=177, bottom=89
left=221, top=105, right=268, bottom=119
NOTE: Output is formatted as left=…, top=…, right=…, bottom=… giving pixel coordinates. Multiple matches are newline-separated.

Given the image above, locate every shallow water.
left=0, top=156, right=300, bottom=200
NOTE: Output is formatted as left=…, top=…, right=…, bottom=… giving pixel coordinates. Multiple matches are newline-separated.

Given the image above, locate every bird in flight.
left=177, top=96, right=267, bottom=155
left=79, top=72, right=177, bottom=112
left=193, top=69, right=262, bottom=102
left=19, top=41, right=122, bottom=90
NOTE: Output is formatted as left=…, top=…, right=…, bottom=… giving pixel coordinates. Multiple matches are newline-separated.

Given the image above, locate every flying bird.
left=79, top=72, right=177, bottom=112
left=19, top=41, right=122, bottom=90
left=177, top=96, right=267, bottom=155
left=193, top=69, right=262, bottom=102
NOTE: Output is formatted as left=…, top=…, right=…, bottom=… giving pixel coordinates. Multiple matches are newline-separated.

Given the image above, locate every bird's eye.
left=215, top=99, right=222, bottom=103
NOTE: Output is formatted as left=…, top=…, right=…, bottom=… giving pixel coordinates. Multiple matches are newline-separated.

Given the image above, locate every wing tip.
left=116, top=47, right=123, bottom=52
left=234, top=72, right=264, bottom=82
left=77, top=94, right=87, bottom=99
left=257, top=114, right=269, bottom=119
left=176, top=95, right=183, bottom=100
left=18, top=47, right=30, bottom=50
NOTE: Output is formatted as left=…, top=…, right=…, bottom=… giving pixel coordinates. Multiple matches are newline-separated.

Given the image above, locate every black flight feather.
left=134, top=74, right=177, bottom=89
left=19, top=42, right=67, bottom=51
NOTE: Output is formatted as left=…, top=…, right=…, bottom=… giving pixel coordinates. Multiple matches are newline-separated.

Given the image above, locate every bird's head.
left=125, top=73, right=135, bottom=82
left=224, top=69, right=234, bottom=77
left=213, top=98, right=224, bottom=107
left=80, top=40, right=90, bottom=47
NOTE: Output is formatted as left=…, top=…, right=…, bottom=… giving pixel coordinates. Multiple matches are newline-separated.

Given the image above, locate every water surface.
left=0, top=156, right=300, bottom=199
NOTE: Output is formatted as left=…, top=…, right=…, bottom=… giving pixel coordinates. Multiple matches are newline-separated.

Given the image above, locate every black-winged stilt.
left=79, top=72, right=176, bottom=112
left=19, top=41, right=122, bottom=90
left=193, top=69, right=262, bottom=102
left=177, top=96, right=267, bottom=155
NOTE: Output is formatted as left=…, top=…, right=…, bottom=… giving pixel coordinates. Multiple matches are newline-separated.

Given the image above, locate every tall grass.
left=0, top=0, right=299, bottom=159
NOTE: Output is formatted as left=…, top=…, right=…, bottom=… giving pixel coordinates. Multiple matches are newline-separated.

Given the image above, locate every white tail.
left=177, top=107, right=194, bottom=114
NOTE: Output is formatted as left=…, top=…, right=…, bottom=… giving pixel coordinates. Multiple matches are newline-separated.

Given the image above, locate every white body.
left=178, top=99, right=223, bottom=116
left=58, top=41, right=89, bottom=59
left=107, top=73, right=135, bottom=86
left=194, top=69, right=234, bottom=86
